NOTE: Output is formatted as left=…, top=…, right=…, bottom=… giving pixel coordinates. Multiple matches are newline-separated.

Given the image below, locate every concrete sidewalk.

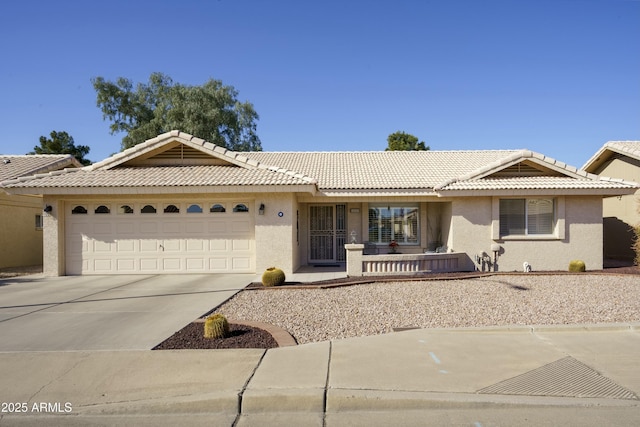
left=1, top=324, right=639, bottom=426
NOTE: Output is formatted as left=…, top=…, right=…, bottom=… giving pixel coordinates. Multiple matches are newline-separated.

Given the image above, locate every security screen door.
left=309, top=205, right=346, bottom=263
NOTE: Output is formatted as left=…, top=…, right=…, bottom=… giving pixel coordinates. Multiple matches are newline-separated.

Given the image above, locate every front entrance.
left=309, top=204, right=346, bottom=264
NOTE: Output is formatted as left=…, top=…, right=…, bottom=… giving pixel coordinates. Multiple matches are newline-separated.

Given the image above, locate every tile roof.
left=244, top=150, right=526, bottom=189
left=582, top=141, right=640, bottom=172
left=3, top=165, right=314, bottom=189
left=437, top=176, right=636, bottom=191
left=2, top=131, right=636, bottom=195
left=0, top=154, right=82, bottom=181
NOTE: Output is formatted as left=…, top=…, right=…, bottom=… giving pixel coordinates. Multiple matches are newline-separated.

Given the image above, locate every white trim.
left=492, top=196, right=565, bottom=241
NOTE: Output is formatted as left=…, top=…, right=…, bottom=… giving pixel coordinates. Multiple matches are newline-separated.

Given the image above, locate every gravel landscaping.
left=213, top=274, right=640, bottom=345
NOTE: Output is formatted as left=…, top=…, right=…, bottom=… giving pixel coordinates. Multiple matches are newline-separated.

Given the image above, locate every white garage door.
left=65, top=202, right=255, bottom=274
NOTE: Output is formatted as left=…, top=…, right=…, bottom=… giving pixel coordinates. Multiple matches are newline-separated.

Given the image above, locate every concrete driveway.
left=0, top=274, right=253, bottom=351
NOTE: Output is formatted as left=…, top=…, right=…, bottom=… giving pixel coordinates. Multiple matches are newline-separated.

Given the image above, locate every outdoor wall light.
left=258, top=203, right=265, bottom=215
left=43, top=205, right=53, bottom=213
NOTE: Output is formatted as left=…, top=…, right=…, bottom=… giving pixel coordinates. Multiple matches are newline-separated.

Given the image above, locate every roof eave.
left=435, top=187, right=639, bottom=197
left=317, top=188, right=439, bottom=197
left=582, top=142, right=640, bottom=172
left=2, top=184, right=318, bottom=196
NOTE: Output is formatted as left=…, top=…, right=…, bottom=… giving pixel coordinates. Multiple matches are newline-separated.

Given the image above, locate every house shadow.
left=603, top=217, right=636, bottom=263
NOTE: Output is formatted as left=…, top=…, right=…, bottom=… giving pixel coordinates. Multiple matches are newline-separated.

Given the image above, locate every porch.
left=345, top=244, right=467, bottom=277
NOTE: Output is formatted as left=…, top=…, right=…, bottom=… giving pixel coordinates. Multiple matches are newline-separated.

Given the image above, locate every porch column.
left=345, top=244, right=364, bottom=277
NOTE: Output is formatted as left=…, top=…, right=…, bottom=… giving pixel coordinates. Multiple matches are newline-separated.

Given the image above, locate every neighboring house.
left=1, top=131, right=637, bottom=276
left=582, top=141, right=640, bottom=263
left=0, top=154, right=82, bottom=269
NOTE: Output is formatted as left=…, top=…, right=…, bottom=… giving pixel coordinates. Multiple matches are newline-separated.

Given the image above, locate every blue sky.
left=1, top=0, right=638, bottom=168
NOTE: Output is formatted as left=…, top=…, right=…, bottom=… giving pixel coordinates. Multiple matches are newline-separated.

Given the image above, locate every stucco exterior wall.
left=448, top=197, right=492, bottom=271
left=254, top=193, right=297, bottom=276
left=42, top=196, right=64, bottom=276
left=39, top=191, right=606, bottom=276
left=450, top=196, right=603, bottom=272
left=0, top=193, right=44, bottom=269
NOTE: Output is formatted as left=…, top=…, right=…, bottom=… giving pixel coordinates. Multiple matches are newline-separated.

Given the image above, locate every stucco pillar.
left=42, top=196, right=64, bottom=276
left=345, top=244, right=364, bottom=277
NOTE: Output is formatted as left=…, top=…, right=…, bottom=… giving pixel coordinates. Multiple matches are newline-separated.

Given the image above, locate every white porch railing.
left=345, top=244, right=466, bottom=277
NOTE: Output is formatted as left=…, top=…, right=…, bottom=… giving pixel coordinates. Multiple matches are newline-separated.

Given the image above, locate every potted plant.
left=389, top=240, right=399, bottom=254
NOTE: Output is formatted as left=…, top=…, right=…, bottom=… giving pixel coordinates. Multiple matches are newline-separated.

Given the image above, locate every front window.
left=500, top=198, right=554, bottom=236
left=368, top=205, right=419, bottom=244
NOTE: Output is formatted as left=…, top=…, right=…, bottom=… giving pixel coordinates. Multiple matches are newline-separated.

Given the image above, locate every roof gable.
left=90, top=130, right=264, bottom=170
left=434, top=150, right=598, bottom=191
left=582, top=141, right=640, bottom=173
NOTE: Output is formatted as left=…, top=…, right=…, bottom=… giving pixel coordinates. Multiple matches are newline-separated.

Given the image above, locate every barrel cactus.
left=204, top=314, right=229, bottom=339
left=568, top=260, right=586, bottom=272
left=262, top=267, right=286, bottom=287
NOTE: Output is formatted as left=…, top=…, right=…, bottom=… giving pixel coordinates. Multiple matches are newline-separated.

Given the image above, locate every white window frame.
left=493, top=197, right=565, bottom=240
left=367, top=204, right=420, bottom=245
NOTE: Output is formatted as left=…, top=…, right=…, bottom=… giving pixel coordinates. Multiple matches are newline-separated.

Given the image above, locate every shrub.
left=204, top=314, right=229, bottom=339
left=261, top=267, right=286, bottom=287
left=568, top=260, right=586, bottom=272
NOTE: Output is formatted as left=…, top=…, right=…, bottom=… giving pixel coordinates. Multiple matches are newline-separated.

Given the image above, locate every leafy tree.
left=385, top=131, right=429, bottom=151
left=30, top=131, right=91, bottom=165
left=92, top=72, right=262, bottom=151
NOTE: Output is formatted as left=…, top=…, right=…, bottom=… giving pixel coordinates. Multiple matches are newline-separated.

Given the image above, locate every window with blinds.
left=368, top=206, right=419, bottom=244
left=500, top=198, right=554, bottom=236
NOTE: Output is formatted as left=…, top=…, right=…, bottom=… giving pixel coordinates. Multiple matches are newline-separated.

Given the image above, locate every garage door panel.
left=93, top=222, right=112, bottom=234
left=163, top=222, right=181, bottom=234
left=208, top=220, right=229, bottom=234
left=232, top=239, right=251, bottom=251
left=162, top=240, right=181, bottom=252
left=67, top=237, right=85, bottom=254
left=93, top=240, right=112, bottom=252
left=185, top=222, right=204, bottom=234
left=140, top=240, right=158, bottom=252
left=140, top=258, right=159, bottom=271
left=116, top=240, right=136, bottom=252
left=117, top=259, right=136, bottom=271
left=230, top=220, right=252, bottom=234
left=116, top=222, right=134, bottom=234
left=232, top=258, right=252, bottom=270
left=186, top=239, right=205, bottom=251
left=186, top=258, right=206, bottom=270
left=209, top=258, right=228, bottom=270
left=210, top=239, right=228, bottom=251
left=66, top=203, right=255, bottom=274
left=93, top=259, right=113, bottom=272
left=140, top=222, right=158, bottom=233
left=163, top=258, right=182, bottom=271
